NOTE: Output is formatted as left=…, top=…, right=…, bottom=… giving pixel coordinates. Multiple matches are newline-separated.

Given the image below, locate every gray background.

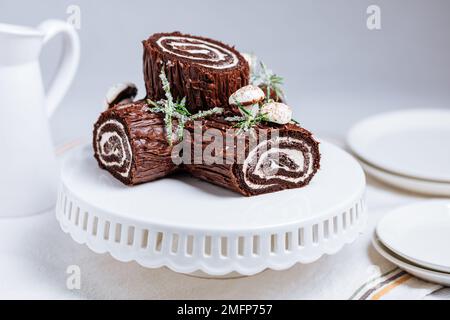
left=1, top=0, right=449, bottom=142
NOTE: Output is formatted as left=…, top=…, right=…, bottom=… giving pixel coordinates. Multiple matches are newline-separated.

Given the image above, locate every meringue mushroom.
left=260, top=102, right=292, bottom=125
left=104, top=82, right=138, bottom=109
left=229, top=85, right=265, bottom=117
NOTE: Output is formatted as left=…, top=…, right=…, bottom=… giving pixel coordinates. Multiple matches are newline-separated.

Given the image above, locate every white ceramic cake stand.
left=56, top=141, right=367, bottom=277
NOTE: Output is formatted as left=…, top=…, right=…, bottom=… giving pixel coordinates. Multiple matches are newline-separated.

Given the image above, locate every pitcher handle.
left=38, top=20, right=80, bottom=117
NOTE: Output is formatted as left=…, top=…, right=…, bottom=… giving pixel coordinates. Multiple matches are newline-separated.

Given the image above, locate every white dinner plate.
left=372, top=234, right=450, bottom=286
left=377, top=200, right=450, bottom=273
left=347, top=109, right=450, bottom=183
left=360, top=158, right=450, bottom=196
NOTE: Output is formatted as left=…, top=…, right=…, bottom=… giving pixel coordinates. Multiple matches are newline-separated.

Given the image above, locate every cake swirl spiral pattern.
left=95, top=119, right=133, bottom=178
left=93, top=102, right=178, bottom=185
left=240, top=136, right=317, bottom=193
left=183, top=120, right=321, bottom=196
left=156, top=36, right=239, bottom=70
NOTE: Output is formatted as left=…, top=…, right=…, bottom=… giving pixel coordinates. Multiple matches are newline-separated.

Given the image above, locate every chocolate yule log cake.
left=143, top=32, right=249, bottom=113
left=93, top=31, right=321, bottom=196
left=93, top=100, right=178, bottom=185
left=182, top=119, right=320, bottom=196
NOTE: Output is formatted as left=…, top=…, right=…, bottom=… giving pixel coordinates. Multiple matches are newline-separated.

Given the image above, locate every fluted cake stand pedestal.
left=56, top=141, right=367, bottom=278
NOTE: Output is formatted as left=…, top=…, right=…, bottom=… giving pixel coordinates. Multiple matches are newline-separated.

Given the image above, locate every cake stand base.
left=56, top=141, right=367, bottom=277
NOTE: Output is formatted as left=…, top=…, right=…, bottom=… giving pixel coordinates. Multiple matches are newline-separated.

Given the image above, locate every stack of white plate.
left=373, top=200, right=450, bottom=285
left=347, top=109, right=450, bottom=196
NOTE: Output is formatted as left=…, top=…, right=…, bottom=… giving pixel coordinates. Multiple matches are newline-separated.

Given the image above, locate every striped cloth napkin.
left=350, top=268, right=442, bottom=300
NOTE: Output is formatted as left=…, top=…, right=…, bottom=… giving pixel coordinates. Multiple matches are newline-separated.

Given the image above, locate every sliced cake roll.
left=93, top=101, right=178, bottom=185
left=183, top=119, right=321, bottom=196
left=143, top=32, right=249, bottom=113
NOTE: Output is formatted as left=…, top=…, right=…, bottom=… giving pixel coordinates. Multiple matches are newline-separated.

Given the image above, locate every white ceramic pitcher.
left=0, top=20, right=80, bottom=217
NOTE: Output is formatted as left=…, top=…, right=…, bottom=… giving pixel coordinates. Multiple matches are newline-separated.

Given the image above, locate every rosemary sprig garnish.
left=147, top=67, right=223, bottom=144
left=147, top=68, right=176, bottom=144
left=252, top=61, right=285, bottom=103
left=189, top=107, right=224, bottom=120
left=225, top=100, right=268, bottom=134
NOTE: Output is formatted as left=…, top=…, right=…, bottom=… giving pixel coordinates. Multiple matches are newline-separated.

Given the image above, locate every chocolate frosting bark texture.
left=93, top=105, right=320, bottom=196
left=143, top=32, right=249, bottom=113
left=93, top=101, right=178, bottom=185
left=183, top=119, right=321, bottom=196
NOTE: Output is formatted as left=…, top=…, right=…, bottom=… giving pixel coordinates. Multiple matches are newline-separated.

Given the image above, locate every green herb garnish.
left=225, top=100, right=268, bottom=134
left=147, top=66, right=223, bottom=144
left=252, top=61, right=285, bottom=103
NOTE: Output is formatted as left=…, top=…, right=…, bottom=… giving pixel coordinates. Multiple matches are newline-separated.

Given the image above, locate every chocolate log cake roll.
left=93, top=101, right=178, bottom=185
left=143, top=32, right=249, bottom=113
left=183, top=119, right=321, bottom=196
left=93, top=102, right=320, bottom=195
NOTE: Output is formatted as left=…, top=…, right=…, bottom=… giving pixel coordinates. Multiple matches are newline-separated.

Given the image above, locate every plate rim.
left=360, top=158, right=450, bottom=196
left=376, top=200, right=450, bottom=273
left=353, top=152, right=450, bottom=185
left=372, top=233, right=450, bottom=280
left=347, top=108, right=450, bottom=183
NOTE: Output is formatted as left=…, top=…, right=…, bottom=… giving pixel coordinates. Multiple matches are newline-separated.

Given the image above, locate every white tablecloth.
left=0, top=136, right=448, bottom=300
